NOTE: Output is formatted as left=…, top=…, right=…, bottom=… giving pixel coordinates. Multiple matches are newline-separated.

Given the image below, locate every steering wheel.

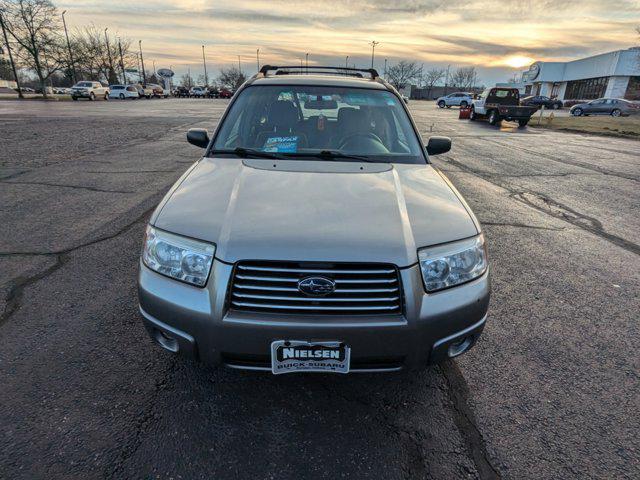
left=338, top=132, right=385, bottom=151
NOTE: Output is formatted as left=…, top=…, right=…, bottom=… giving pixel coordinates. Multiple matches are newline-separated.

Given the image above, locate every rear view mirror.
left=187, top=128, right=210, bottom=148
left=426, top=136, right=451, bottom=156
left=304, top=99, right=338, bottom=110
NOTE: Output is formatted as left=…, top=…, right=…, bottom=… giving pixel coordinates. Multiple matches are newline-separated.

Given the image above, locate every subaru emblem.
left=298, top=276, right=336, bottom=296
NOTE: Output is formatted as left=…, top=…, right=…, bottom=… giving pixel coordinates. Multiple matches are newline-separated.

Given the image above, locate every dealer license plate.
left=271, top=340, right=350, bottom=374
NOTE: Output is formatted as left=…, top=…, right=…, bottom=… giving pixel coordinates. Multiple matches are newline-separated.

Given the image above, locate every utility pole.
left=61, top=10, right=76, bottom=84
left=118, top=38, right=126, bottom=84
left=152, top=59, right=156, bottom=80
left=256, top=48, right=260, bottom=72
left=138, top=40, right=146, bottom=84
left=345, top=55, right=349, bottom=69
left=104, top=28, right=114, bottom=84
left=444, top=64, right=450, bottom=96
left=238, top=55, right=241, bottom=73
left=188, top=66, right=191, bottom=88
left=384, top=58, right=387, bottom=78
left=0, top=11, right=23, bottom=98
left=369, top=40, right=380, bottom=69
left=202, top=45, right=208, bottom=85
left=305, top=52, right=308, bottom=73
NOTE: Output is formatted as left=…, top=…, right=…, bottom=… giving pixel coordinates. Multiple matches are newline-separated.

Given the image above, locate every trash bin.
left=459, top=106, right=471, bottom=119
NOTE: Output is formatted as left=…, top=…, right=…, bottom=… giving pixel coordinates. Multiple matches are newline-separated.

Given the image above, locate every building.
left=516, top=47, right=640, bottom=101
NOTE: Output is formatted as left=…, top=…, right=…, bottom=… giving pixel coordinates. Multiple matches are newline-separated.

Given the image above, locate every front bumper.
left=138, top=260, right=490, bottom=371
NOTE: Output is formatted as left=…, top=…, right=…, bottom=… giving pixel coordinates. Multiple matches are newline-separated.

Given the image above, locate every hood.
left=152, top=158, right=478, bottom=267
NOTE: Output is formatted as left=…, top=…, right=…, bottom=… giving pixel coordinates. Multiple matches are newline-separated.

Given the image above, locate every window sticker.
left=263, top=136, right=299, bottom=153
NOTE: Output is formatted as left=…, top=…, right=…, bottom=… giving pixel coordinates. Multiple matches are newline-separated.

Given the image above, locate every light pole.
left=384, top=58, right=387, bottom=78
left=138, top=40, right=146, bottom=84
left=444, top=64, right=450, bottom=96
left=369, top=40, right=379, bottom=69
left=256, top=48, right=260, bottom=72
left=0, top=11, right=23, bottom=98
left=202, top=45, right=208, bottom=86
left=61, top=10, right=76, bottom=84
left=238, top=55, right=241, bottom=73
left=305, top=52, right=308, bottom=73
left=345, top=55, right=349, bottom=69
left=104, top=28, right=114, bottom=84
left=117, top=38, right=126, bottom=84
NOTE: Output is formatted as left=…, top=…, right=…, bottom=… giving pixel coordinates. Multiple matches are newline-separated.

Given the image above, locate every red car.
left=219, top=89, right=233, bottom=99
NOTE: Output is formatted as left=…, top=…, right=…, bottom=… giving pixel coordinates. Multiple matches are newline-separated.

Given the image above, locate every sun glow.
left=503, top=55, right=535, bottom=68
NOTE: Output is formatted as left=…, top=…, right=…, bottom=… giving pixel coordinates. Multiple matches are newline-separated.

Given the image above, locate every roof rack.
left=259, top=65, right=379, bottom=80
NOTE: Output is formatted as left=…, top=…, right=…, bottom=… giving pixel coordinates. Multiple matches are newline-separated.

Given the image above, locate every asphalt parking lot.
left=1, top=98, right=639, bottom=479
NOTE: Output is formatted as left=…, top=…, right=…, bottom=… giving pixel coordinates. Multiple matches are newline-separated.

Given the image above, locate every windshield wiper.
left=209, top=147, right=286, bottom=160
left=288, top=150, right=378, bottom=163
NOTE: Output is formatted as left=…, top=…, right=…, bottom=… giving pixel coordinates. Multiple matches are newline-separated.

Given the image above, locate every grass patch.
left=529, top=115, right=640, bottom=139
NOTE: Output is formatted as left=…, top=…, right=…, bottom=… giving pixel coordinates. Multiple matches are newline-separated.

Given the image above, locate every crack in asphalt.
left=0, top=205, right=155, bottom=326
left=0, top=179, right=135, bottom=194
left=440, top=156, right=640, bottom=256
left=479, top=221, right=565, bottom=231
left=440, top=361, right=501, bottom=480
left=479, top=137, right=640, bottom=183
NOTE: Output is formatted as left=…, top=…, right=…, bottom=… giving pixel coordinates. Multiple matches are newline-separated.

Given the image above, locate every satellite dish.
left=157, top=68, right=175, bottom=78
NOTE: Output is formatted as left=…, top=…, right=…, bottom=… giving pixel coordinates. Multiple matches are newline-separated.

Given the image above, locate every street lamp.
left=238, top=55, right=242, bottom=73
left=345, top=55, right=349, bottom=69
left=202, top=45, right=208, bottom=86
left=256, top=48, right=260, bottom=72
left=138, top=40, right=146, bottom=84
left=0, top=11, right=23, bottom=98
left=369, top=40, right=380, bottom=69
left=61, top=10, right=76, bottom=84
left=104, top=28, right=114, bottom=84
left=305, top=52, right=309, bottom=73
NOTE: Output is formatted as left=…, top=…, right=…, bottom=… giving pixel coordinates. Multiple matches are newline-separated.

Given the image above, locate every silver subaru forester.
left=138, top=66, right=490, bottom=374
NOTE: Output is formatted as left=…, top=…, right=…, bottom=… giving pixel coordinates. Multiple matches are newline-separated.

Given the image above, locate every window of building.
left=624, top=76, right=640, bottom=101
left=564, top=77, right=609, bottom=100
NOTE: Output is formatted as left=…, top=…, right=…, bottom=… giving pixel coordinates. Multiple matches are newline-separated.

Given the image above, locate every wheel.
left=552, top=103, right=559, bottom=109
left=460, top=101, right=468, bottom=108
left=72, top=96, right=78, bottom=101
left=469, top=107, right=476, bottom=121
left=438, top=100, right=445, bottom=108
left=611, top=109, right=621, bottom=117
left=572, top=108, right=583, bottom=116
left=89, top=92, right=95, bottom=101
left=488, top=110, right=501, bottom=125
left=518, top=119, right=529, bottom=128
left=119, top=93, right=125, bottom=100
left=104, top=93, right=109, bottom=101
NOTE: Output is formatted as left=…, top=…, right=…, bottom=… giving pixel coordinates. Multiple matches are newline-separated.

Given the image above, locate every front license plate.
left=271, top=340, right=350, bottom=374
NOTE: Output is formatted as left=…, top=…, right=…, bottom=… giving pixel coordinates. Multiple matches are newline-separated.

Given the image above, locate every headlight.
left=142, top=225, right=215, bottom=287
left=418, top=234, right=487, bottom=292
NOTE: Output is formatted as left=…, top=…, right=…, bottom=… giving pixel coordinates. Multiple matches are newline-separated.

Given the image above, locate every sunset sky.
left=57, top=0, right=639, bottom=84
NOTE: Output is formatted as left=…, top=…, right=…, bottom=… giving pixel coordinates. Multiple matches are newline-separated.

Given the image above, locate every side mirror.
left=187, top=128, right=210, bottom=148
left=426, top=136, right=451, bottom=156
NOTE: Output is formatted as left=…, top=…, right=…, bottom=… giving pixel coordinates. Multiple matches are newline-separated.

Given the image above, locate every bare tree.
left=423, top=67, right=445, bottom=99
left=180, top=72, right=193, bottom=88
left=449, top=66, right=479, bottom=91
left=0, top=0, right=65, bottom=97
left=385, top=60, right=422, bottom=91
left=217, top=66, right=246, bottom=90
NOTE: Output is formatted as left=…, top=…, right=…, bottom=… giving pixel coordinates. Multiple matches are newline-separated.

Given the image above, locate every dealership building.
left=513, top=47, right=640, bottom=101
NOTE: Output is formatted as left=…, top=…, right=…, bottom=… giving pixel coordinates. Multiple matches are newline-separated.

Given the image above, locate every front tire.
left=552, top=103, right=560, bottom=109
left=460, top=101, right=468, bottom=108
left=611, top=109, right=621, bottom=117
left=572, top=107, right=583, bottom=116
left=469, top=107, right=477, bottom=121
left=518, top=119, right=529, bottom=128
left=89, top=92, right=95, bottom=101
left=438, top=100, right=445, bottom=108
left=119, top=93, right=125, bottom=100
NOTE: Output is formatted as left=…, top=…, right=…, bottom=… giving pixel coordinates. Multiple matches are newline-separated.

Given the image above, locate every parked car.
left=218, top=88, right=233, bottom=99
left=436, top=92, right=473, bottom=108
left=570, top=98, right=639, bottom=117
left=135, top=84, right=154, bottom=99
left=138, top=65, right=490, bottom=374
left=520, top=95, right=563, bottom=110
left=174, top=86, right=190, bottom=98
left=108, top=84, right=140, bottom=99
left=190, top=86, right=206, bottom=98
left=71, top=81, right=109, bottom=101
left=207, top=86, right=220, bottom=98
left=147, top=83, right=166, bottom=98
left=470, top=87, right=537, bottom=127
left=16, top=87, right=35, bottom=93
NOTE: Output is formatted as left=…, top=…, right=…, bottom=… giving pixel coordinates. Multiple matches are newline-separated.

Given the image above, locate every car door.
left=474, top=91, right=488, bottom=114
left=586, top=99, right=605, bottom=114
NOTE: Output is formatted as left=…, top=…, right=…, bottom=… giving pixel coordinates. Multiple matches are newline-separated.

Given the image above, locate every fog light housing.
left=448, top=336, right=474, bottom=358
left=154, top=329, right=179, bottom=353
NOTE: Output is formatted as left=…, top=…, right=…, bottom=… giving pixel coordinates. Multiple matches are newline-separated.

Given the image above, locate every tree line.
left=385, top=61, right=481, bottom=97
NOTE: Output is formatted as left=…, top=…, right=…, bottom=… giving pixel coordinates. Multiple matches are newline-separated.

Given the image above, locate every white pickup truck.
left=470, top=87, right=537, bottom=127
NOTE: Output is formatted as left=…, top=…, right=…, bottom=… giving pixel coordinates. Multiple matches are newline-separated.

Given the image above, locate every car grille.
left=229, top=261, right=403, bottom=315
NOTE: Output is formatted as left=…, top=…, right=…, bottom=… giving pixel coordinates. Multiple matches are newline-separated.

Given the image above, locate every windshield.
left=211, top=85, right=424, bottom=163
